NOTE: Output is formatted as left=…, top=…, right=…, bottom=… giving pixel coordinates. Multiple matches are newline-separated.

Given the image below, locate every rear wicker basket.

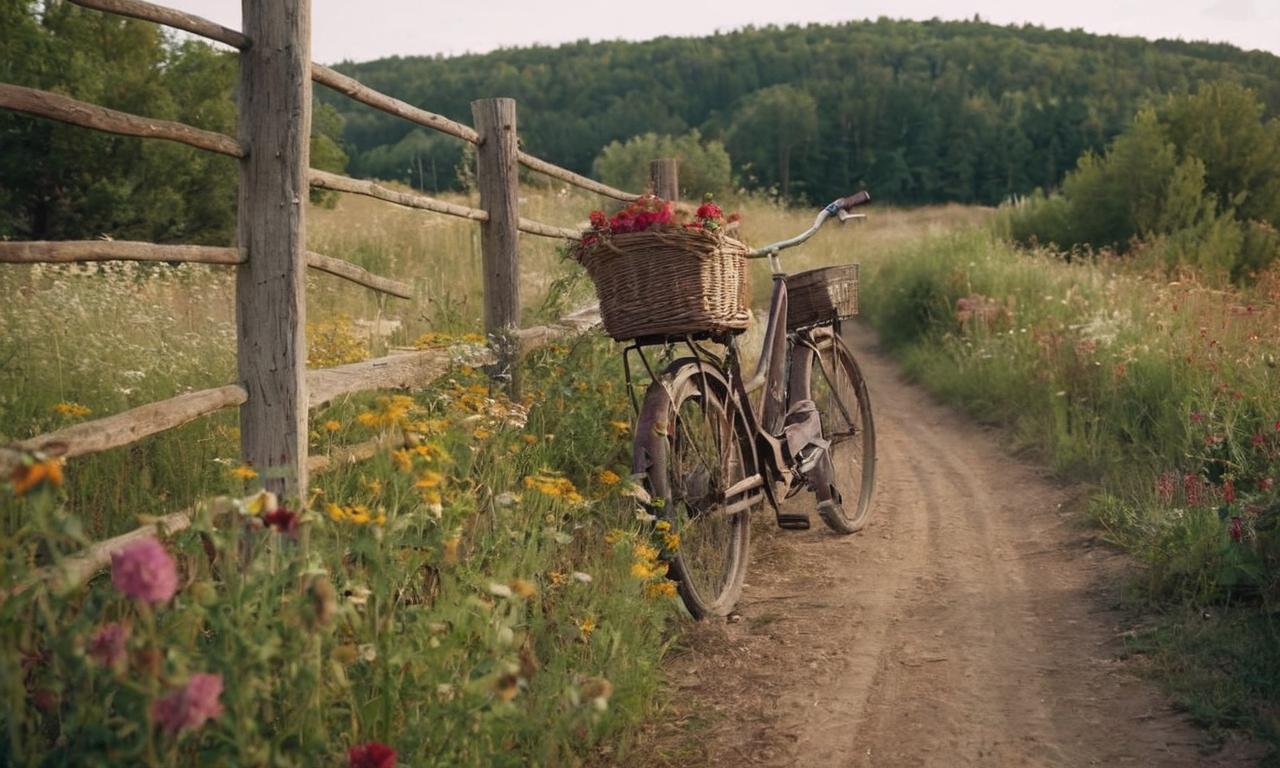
left=786, top=264, right=859, bottom=331
left=575, top=228, right=752, bottom=341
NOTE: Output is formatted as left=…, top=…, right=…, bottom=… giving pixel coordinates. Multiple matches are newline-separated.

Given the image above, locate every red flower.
left=263, top=506, right=299, bottom=537
left=349, top=742, right=397, bottom=768
left=1154, top=472, right=1175, bottom=504
left=1253, top=433, right=1266, bottom=448
left=1223, top=478, right=1236, bottom=504
left=696, top=202, right=723, bottom=220
left=589, top=210, right=607, bottom=229
left=1230, top=516, right=1243, bottom=542
left=1182, top=474, right=1202, bottom=507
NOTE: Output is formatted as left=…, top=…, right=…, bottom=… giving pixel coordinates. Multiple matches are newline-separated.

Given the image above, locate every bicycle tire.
left=789, top=327, right=876, bottom=534
left=632, top=361, right=754, bottom=618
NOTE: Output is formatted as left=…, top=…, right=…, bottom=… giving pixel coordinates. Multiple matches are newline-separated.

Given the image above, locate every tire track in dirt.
left=647, top=324, right=1260, bottom=767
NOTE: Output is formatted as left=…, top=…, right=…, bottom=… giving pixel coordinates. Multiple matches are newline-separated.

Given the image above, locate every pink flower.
left=1253, top=433, right=1266, bottom=448
left=1229, top=516, right=1243, bottom=543
left=1182, top=474, right=1202, bottom=507
left=1223, top=478, right=1236, bottom=504
left=88, top=622, right=129, bottom=669
left=1154, top=472, right=1175, bottom=504
left=152, top=673, right=223, bottom=736
left=349, top=742, right=397, bottom=768
left=111, top=537, right=178, bottom=604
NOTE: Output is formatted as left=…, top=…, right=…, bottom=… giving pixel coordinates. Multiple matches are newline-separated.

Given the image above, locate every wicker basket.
left=786, top=264, right=859, bottom=331
left=576, top=228, right=752, bottom=341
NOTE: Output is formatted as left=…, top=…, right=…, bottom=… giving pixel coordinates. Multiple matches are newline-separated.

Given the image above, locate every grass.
left=0, top=182, right=986, bottom=764
left=856, top=226, right=1280, bottom=756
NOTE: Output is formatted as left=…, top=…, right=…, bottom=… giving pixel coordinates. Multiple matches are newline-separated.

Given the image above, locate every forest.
left=328, top=17, right=1280, bottom=204
left=4, top=3, right=1280, bottom=243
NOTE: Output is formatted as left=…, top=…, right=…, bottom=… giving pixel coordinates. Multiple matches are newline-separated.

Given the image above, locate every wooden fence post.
left=471, top=97, right=521, bottom=395
left=650, top=157, right=679, bottom=202
left=236, top=0, right=312, bottom=498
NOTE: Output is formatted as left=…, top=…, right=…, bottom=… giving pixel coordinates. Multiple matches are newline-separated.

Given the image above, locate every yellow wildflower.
left=644, top=580, right=678, bottom=599
left=633, top=542, right=659, bottom=563
left=364, top=477, right=384, bottom=495
left=472, top=427, right=492, bottom=440
left=654, top=520, right=671, bottom=532
left=52, top=402, right=91, bottom=418
left=630, top=561, right=656, bottom=579
left=609, top=420, right=630, bottom=435
left=391, top=449, right=413, bottom=473
left=547, top=570, right=567, bottom=587
left=577, top=617, right=596, bottom=639
left=508, top=578, right=538, bottom=599
left=10, top=457, right=65, bottom=496
left=348, top=505, right=372, bottom=525
left=229, top=465, right=258, bottom=481
left=662, top=532, right=681, bottom=551
left=598, top=469, right=621, bottom=486
left=604, top=529, right=625, bottom=545
left=415, top=470, right=444, bottom=489
left=356, top=411, right=379, bottom=428
left=521, top=434, right=538, bottom=445
left=326, top=503, right=346, bottom=522
left=323, top=420, right=341, bottom=432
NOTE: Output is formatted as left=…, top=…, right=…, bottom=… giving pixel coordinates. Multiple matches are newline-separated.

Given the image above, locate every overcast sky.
left=163, top=0, right=1280, bottom=64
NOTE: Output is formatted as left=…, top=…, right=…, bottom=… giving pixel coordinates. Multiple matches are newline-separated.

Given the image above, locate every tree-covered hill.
left=327, top=17, right=1280, bottom=205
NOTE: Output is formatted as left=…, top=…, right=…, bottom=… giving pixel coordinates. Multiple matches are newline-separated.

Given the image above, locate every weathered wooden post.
left=471, top=97, right=521, bottom=395
left=650, top=157, right=679, bottom=202
left=236, top=0, right=312, bottom=498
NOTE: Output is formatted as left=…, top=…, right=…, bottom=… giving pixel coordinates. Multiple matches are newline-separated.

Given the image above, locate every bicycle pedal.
left=776, top=512, right=811, bottom=530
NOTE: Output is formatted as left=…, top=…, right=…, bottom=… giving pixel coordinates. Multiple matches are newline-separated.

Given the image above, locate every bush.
left=592, top=130, right=731, bottom=200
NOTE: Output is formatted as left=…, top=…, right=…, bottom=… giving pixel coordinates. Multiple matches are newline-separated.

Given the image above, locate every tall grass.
left=859, top=228, right=1280, bottom=750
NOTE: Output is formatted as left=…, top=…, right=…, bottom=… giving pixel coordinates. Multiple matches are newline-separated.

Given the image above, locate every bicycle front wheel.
left=790, top=327, right=876, bottom=534
left=633, top=362, right=753, bottom=618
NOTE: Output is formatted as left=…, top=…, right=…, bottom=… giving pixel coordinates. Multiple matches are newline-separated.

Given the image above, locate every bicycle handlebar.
left=747, top=190, right=871, bottom=259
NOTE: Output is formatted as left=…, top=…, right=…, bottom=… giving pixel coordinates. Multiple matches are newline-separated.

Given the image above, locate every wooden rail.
left=0, top=386, right=247, bottom=475
left=311, top=65, right=479, bottom=144
left=517, top=152, right=638, bottom=202
left=68, top=0, right=249, bottom=49
left=0, top=240, right=245, bottom=265
left=0, top=241, right=410, bottom=299
left=0, top=83, right=243, bottom=157
left=309, top=168, right=488, bottom=221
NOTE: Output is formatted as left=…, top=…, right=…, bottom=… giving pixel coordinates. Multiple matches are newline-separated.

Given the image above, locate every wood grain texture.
left=472, top=98, right=522, bottom=393
left=0, top=385, right=247, bottom=474
left=0, top=83, right=243, bottom=157
left=68, top=0, right=248, bottom=48
left=0, top=240, right=244, bottom=265
left=235, top=0, right=312, bottom=498
left=311, top=64, right=478, bottom=144
left=305, top=251, right=411, bottom=299
left=650, top=157, right=679, bottom=202
left=308, top=169, right=488, bottom=221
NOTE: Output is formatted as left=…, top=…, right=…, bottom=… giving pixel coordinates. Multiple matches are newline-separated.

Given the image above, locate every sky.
left=163, top=0, right=1280, bottom=64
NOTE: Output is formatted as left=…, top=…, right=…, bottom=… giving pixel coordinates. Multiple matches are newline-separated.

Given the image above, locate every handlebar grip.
left=836, top=191, right=871, bottom=211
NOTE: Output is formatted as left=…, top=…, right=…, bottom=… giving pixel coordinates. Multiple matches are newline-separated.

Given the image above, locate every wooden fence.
left=0, top=1, right=682, bottom=539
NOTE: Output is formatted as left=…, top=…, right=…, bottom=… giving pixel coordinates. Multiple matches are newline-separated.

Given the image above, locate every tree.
left=592, top=130, right=731, bottom=199
left=726, top=85, right=818, bottom=200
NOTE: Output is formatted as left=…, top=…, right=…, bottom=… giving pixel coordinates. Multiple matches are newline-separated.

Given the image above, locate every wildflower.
left=577, top=617, right=596, bottom=639
left=421, top=489, right=443, bottom=516
left=356, top=411, right=379, bottom=428
left=521, top=434, right=538, bottom=445
left=547, top=570, right=567, bottom=587
left=1182, top=474, right=1202, bottom=507
left=644, top=580, right=678, bottom=599
left=1253, top=433, right=1266, bottom=448
left=604, top=529, right=625, bottom=545
left=473, top=427, right=492, bottom=440
left=229, top=465, right=258, bottom=481
left=391, top=449, right=414, bottom=473
left=630, top=561, right=657, bottom=579
left=323, top=420, right=341, bottom=432
left=662, top=532, right=681, bottom=551
left=598, top=469, right=621, bottom=486
left=263, top=506, right=299, bottom=537
left=52, top=402, right=91, bottom=418
left=442, top=536, right=460, bottom=564
left=1223, top=478, right=1236, bottom=504
left=633, top=542, right=659, bottom=562
left=364, top=477, right=384, bottom=495
left=151, top=673, right=223, bottom=736
left=87, top=622, right=129, bottom=670
left=1154, top=472, right=1175, bottom=504
left=1190, top=412, right=1204, bottom=424
left=348, top=742, right=397, bottom=768
left=415, top=471, right=443, bottom=489
left=245, top=490, right=278, bottom=516
left=1230, top=516, right=1243, bottom=543
left=326, top=503, right=346, bottom=522
left=609, top=420, right=630, bottom=436
left=110, top=537, right=178, bottom=604
left=654, top=520, right=671, bottom=533
left=508, top=578, right=537, bottom=598
left=10, top=457, right=65, bottom=496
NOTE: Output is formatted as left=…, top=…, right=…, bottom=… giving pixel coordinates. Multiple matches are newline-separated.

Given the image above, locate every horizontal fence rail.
left=68, top=0, right=248, bottom=48
left=311, top=65, right=479, bottom=144
left=0, top=385, right=247, bottom=475
left=309, top=168, right=489, bottom=221
left=0, top=84, right=243, bottom=157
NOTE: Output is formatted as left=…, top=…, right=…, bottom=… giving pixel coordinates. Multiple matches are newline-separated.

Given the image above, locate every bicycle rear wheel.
left=633, top=362, right=754, bottom=618
left=790, top=327, right=876, bottom=534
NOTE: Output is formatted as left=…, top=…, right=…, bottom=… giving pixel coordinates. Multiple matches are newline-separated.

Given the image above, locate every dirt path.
left=649, top=325, right=1259, bottom=767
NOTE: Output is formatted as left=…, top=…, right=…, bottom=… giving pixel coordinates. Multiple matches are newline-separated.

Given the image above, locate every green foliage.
left=725, top=85, right=817, bottom=199
left=0, top=1, right=347, bottom=242
left=323, top=18, right=1280, bottom=205
left=1003, top=83, right=1280, bottom=281
left=591, top=130, right=731, bottom=199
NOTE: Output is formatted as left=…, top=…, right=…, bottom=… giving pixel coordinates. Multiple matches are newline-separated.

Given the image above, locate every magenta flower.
left=88, top=622, right=129, bottom=669
left=349, top=742, right=397, bottom=768
left=1230, top=516, right=1243, bottom=543
left=111, top=537, right=178, bottom=604
left=263, top=505, right=299, bottom=538
left=152, top=673, right=223, bottom=736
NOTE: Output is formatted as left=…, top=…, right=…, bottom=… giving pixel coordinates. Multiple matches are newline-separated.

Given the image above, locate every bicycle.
left=625, top=191, right=877, bottom=618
